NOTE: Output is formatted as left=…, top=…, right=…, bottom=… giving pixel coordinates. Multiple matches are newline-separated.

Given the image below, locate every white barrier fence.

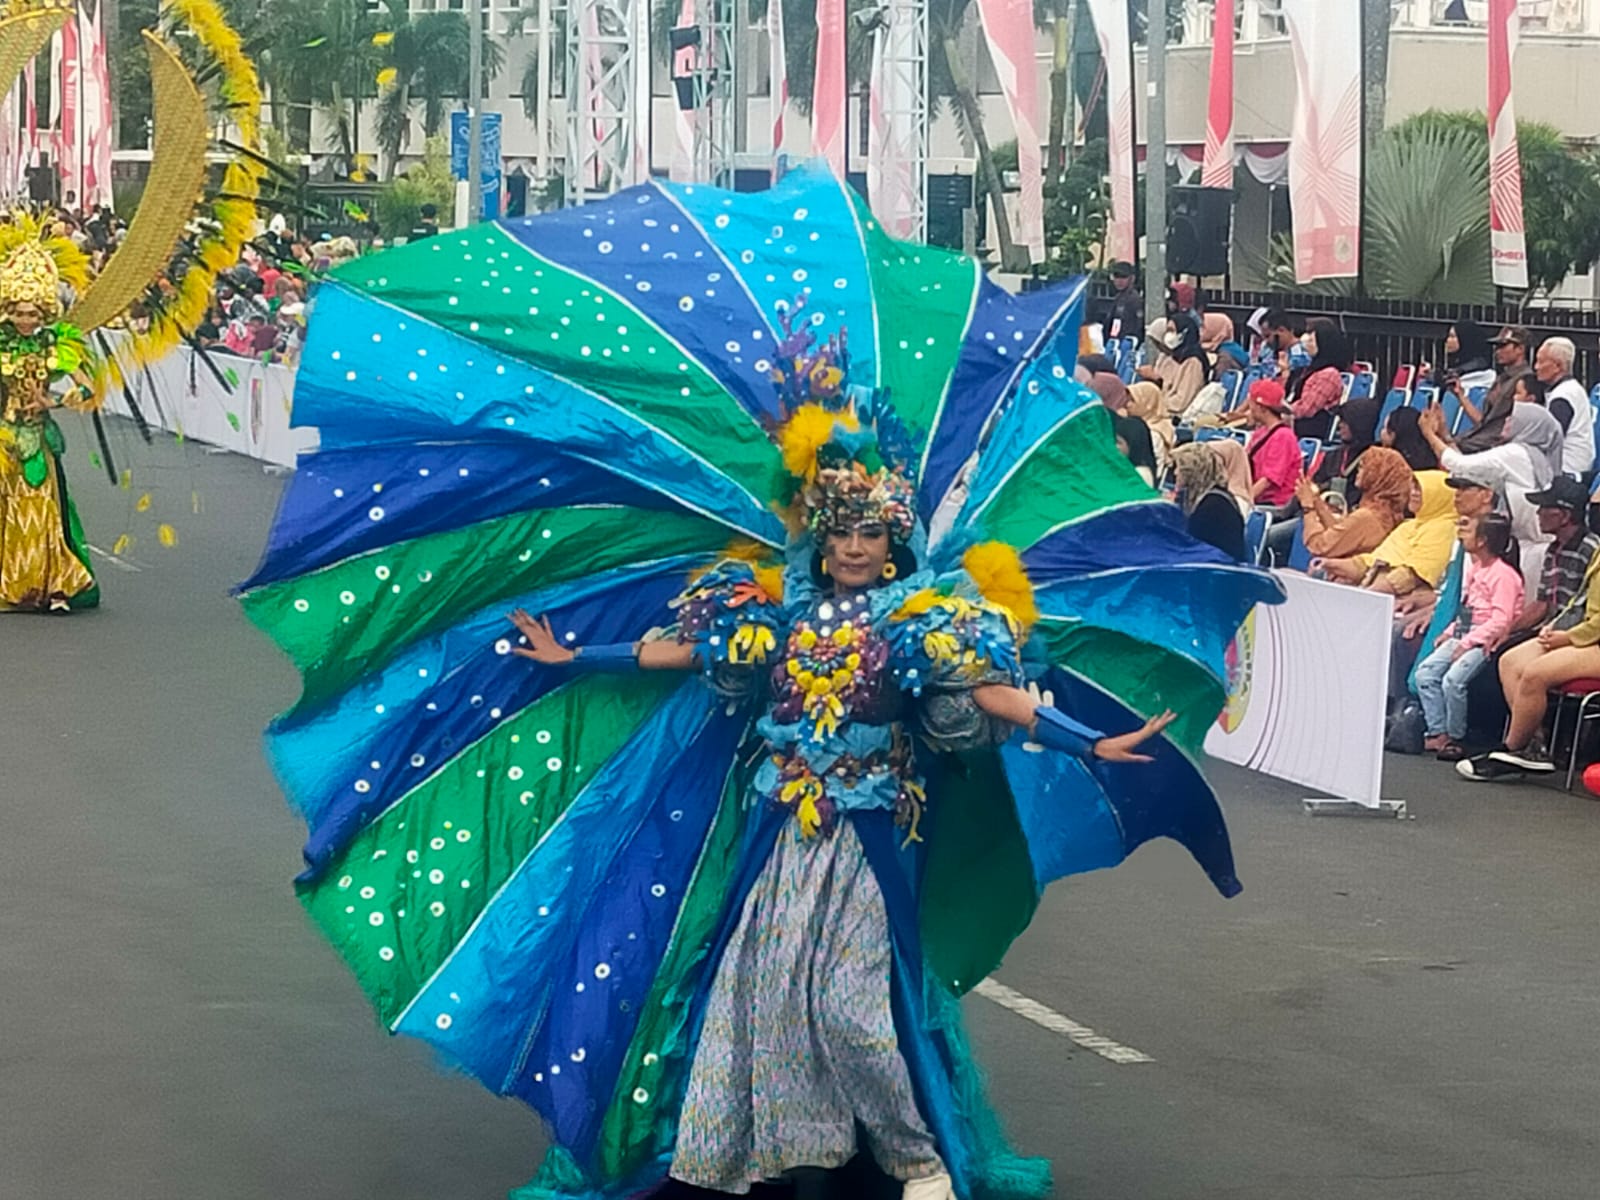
left=100, top=338, right=315, bottom=469
left=1206, top=570, right=1396, bottom=812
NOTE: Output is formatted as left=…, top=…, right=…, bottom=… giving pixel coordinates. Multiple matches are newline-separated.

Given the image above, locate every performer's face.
left=824, top=522, right=891, bottom=590
left=8, top=303, right=41, bottom=335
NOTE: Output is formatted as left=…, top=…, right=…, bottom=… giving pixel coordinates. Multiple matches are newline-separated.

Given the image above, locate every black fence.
left=1090, top=284, right=1600, bottom=389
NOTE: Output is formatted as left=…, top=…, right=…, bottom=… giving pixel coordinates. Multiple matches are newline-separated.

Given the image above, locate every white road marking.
left=974, top=978, right=1154, bottom=1065
left=86, top=544, right=143, bottom=572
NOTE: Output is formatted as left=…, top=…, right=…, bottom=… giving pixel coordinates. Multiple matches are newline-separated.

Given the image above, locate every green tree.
left=375, top=11, right=505, bottom=177
left=1391, top=110, right=1600, bottom=299
left=375, top=135, right=457, bottom=238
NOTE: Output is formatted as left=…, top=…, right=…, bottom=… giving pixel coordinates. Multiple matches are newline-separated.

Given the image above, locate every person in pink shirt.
left=1244, top=379, right=1301, bottom=508
left=1416, top=511, right=1524, bottom=761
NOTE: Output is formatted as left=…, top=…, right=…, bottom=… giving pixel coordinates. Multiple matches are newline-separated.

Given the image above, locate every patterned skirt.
left=669, top=817, right=943, bottom=1193
left=0, top=448, right=95, bottom=611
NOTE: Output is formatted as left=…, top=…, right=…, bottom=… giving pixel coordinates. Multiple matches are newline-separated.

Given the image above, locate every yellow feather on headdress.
left=778, top=403, right=858, bottom=482
left=962, top=541, right=1039, bottom=628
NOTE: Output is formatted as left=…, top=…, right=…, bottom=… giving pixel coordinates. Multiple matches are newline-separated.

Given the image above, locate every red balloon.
left=1582, top=762, right=1600, bottom=798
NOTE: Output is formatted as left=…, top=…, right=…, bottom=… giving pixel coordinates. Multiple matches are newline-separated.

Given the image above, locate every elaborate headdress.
left=0, top=240, right=64, bottom=317
left=778, top=398, right=919, bottom=547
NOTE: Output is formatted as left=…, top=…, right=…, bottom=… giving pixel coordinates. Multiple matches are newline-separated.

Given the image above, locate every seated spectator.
left=1112, top=412, right=1158, bottom=486
left=1300, top=447, right=1413, bottom=559
left=1419, top=401, right=1560, bottom=595
left=1249, top=309, right=1309, bottom=380
left=1125, top=381, right=1174, bottom=477
left=1514, top=478, right=1600, bottom=635
left=1180, top=341, right=1250, bottom=427
left=1196, top=294, right=1234, bottom=354
left=1089, top=371, right=1130, bottom=413
left=1320, top=470, right=1455, bottom=598
left=1382, top=406, right=1440, bottom=471
left=1422, top=319, right=1496, bottom=394
left=1287, top=318, right=1353, bottom=439
left=1460, top=535, right=1600, bottom=780
left=1137, top=284, right=1208, bottom=414
left=1512, top=373, right=1546, bottom=408
left=1313, top=397, right=1382, bottom=500
left=1243, top=380, right=1300, bottom=507
left=1172, top=443, right=1246, bottom=561
left=1212, top=438, right=1255, bottom=516
left=1533, top=335, right=1595, bottom=477
left=1457, top=326, right=1532, bottom=452
left=1415, top=512, right=1523, bottom=761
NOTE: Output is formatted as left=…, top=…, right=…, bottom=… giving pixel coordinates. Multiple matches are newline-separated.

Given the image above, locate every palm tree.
left=376, top=11, right=506, bottom=177
left=266, top=0, right=398, bottom=168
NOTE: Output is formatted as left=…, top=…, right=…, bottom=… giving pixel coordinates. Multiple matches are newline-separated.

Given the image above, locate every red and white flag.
left=1083, top=0, right=1134, bottom=265
left=1201, top=0, right=1234, bottom=189
left=1488, top=0, right=1528, bottom=289
left=1282, top=0, right=1361, bottom=282
left=769, top=0, right=788, bottom=178
left=975, top=0, right=1043, bottom=261
left=24, top=59, right=39, bottom=169
left=811, top=0, right=846, bottom=176
left=668, top=0, right=698, bottom=183
left=79, top=0, right=114, bottom=209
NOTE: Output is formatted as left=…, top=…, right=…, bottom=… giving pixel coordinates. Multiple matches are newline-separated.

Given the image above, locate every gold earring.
left=821, top=560, right=830, bottom=576
left=880, top=562, right=898, bottom=580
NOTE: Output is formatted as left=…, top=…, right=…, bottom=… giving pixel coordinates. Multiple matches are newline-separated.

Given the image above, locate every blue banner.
left=450, top=110, right=503, bottom=220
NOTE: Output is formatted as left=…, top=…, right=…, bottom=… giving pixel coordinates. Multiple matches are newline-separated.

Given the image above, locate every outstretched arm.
left=508, top=610, right=697, bottom=672
left=972, top=683, right=1177, bottom=763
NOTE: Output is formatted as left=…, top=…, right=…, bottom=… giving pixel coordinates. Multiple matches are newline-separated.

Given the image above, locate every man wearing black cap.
left=1458, top=477, right=1600, bottom=778
left=1103, top=261, right=1144, bottom=344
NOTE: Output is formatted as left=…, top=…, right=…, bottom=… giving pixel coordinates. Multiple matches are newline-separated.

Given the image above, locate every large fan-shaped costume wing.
left=244, top=164, right=1282, bottom=1197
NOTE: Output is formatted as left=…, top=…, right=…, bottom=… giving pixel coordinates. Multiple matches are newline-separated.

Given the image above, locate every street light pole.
left=468, top=0, right=485, bottom=223
left=1144, top=0, right=1168, bottom=326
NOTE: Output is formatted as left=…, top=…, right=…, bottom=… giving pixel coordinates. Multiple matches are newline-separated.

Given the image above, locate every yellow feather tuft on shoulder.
left=687, top=538, right=786, bottom=602
left=778, top=403, right=857, bottom=481
left=962, top=541, right=1039, bottom=628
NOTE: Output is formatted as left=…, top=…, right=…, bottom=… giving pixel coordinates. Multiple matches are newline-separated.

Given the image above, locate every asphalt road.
left=5, top=423, right=1597, bottom=1200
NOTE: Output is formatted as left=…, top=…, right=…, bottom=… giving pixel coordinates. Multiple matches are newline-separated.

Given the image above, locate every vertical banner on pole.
left=79, top=0, right=113, bottom=209
left=669, top=0, right=698, bottom=182
left=1488, top=0, right=1529, bottom=290
left=24, top=59, right=38, bottom=170
left=48, top=28, right=62, bottom=188
left=974, top=0, right=1043, bottom=261
left=770, top=0, right=788, bottom=178
left=1282, top=0, right=1361, bottom=282
left=1201, top=0, right=1234, bottom=189
left=58, top=13, right=81, bottom=205
left=812, top=0, right=846, bottom=176
left=1083, top=0, right=1134, bottom=265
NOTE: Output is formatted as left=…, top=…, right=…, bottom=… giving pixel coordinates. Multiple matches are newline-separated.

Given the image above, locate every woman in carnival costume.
left=512, top=389, right=1173, bottom=1198
left=0, top=224, right=101, bottom=612
left=241, top=165, right=1280, bottom=1200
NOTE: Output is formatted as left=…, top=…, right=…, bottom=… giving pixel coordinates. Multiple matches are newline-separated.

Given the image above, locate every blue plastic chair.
left=1287, top=521, right=1314, bottom=572
left=1218, top=370, right=1243, bottom=412
left=1299, top=437, right=1324, bottom=472
left=1374, top=388, right=1412, bottom=440
left=1438, top=387, right=1465, bottom=435
left=1195, top=427, right=1232, bottom=443
left=1244, top=509, right=1271, bottom=565
left=1349, top=372, right=1376, bottom=401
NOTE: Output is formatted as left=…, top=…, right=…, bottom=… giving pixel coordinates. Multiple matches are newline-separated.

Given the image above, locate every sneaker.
left=1489, top=745, right=1557, bottom=773
left=1456, top=754, right=1522, bottom=782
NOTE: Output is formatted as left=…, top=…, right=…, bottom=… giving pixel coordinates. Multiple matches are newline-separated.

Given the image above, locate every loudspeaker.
left=27, top=155, right=57, bottom=205
left=1168, top=185, right=1232, bottom=277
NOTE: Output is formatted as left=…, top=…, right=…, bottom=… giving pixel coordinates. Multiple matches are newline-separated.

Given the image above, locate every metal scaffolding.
left=564, top=0, right=653, bottom=205
left=690, top=0, right=741, bottom=187
left=872, top=0, right=930, bottom=241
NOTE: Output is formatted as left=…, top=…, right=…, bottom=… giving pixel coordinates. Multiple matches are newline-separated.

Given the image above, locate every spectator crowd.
left=1087, top=276, right=1600, bottom=787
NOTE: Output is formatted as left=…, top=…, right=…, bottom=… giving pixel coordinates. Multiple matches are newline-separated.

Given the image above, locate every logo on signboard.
left=1217, top=609, right=1256, bottom=734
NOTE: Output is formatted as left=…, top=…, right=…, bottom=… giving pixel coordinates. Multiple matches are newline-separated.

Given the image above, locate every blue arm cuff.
left=571, top=642, right=640, bottom=673
left=1031, top=705, right=1105, bottom=759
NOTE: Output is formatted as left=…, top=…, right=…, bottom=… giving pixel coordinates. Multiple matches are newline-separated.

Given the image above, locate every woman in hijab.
left=1440, top=319, right=1495, bottom=388
left=1135, top=285, right=1208, bottom=415
left=1314, top=397, right=1382, bottom=500
left=1382, top=407, right=1440, bottom=471
left=1172, top=443, right=1246, bottom=560
left=1421, top=401, right=1558, bottom=596
left=1297, top=447, right=1414, bottom=559
left=1318, top=470, right=1457, bottom=597
left=1089, top=370, right=1131, bottom=412
left=1211, top=437, right=1255, bottom=516
left=1125, top=380, right=1175, bottom=476
left=1287, top=318, right=1355, bottom=439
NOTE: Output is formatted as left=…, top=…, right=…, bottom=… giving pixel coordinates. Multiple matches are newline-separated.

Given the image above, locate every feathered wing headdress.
left=0, top=213, right=91, bottom=318
left=0, top=0, right=264, bottom=367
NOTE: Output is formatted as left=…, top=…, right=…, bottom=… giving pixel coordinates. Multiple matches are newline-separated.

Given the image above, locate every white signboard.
left=1206, top=570, right=1393, bottom=808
